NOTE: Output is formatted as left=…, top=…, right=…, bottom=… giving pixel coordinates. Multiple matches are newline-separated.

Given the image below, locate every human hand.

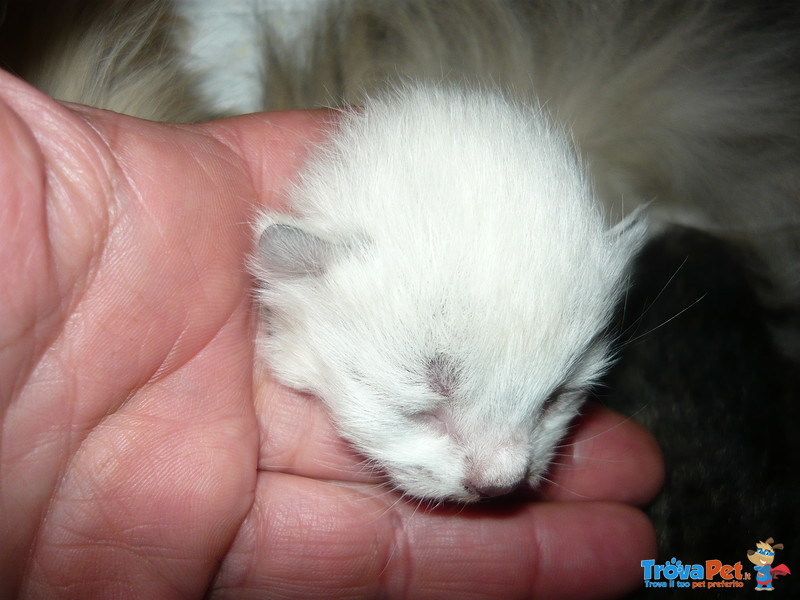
left=0, top=70, right=662, bottom=599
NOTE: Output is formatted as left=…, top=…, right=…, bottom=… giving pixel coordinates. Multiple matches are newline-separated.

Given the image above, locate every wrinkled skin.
left=0, top=69, right=663, bottom=600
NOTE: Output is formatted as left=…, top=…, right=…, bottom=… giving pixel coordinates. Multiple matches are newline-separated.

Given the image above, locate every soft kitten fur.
left=3, top=0, right=799, bottom=502
left=253, top=86, right=646, bottom=500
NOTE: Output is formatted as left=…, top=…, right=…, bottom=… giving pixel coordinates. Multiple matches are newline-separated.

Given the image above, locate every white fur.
left=253, top=87, right=646, bottom=501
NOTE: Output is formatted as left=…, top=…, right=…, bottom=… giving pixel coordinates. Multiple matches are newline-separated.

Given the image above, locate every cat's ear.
left=257, top=223, right=339, bottom=278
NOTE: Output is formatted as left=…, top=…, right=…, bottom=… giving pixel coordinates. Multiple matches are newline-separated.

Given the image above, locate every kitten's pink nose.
left=466, top=481, right=518, bottom=499
left=464, top=444, right=529, bottom=499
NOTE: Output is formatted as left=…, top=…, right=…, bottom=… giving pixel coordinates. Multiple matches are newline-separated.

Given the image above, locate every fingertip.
left=541, top=402, right=665, bottom=505
left=534, top=502, right=657, bottom=599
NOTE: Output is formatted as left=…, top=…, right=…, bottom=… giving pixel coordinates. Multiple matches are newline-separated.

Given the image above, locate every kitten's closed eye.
left=413, top=410, right=450, bottom=436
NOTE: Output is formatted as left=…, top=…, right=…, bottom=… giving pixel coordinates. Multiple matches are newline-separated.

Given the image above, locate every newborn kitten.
left=252, top=86, right=646, bottom=501
left=245, top=0, right=800, bottom=501
left=6, top=0, right=799, bottom=503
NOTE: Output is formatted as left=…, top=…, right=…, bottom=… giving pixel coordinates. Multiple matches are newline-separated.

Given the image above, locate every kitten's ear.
left=258, top=223, right=338, bottom=278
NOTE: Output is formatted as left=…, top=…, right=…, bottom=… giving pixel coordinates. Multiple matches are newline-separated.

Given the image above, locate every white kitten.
left=240, top=0, right=800, bottom=501
left=252, top=86, right=646, bottom=501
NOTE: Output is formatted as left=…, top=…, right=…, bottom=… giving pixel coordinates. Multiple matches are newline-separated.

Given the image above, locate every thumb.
left=203, top=109, right=335, bottom=212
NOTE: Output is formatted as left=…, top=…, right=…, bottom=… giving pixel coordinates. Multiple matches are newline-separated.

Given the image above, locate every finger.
left=211, top=473, right=655, bottom=600
left=538, top=402, right=664, bottom=506
left=254, top=374, right=380, bottom=483
left=203, top=110, right=334, bottom=212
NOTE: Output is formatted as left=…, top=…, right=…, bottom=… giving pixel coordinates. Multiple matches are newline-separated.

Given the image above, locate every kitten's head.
left=253, top=87, right=646, bottom=502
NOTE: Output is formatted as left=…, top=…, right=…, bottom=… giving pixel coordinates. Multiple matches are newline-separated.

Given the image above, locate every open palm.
left=1, top=70, right=662, bottom=600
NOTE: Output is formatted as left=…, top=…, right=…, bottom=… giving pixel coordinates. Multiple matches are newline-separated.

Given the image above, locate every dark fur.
left=603, top=227, right=798, bottom=597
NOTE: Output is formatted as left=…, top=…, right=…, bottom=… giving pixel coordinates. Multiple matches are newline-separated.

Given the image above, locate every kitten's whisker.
left=552, top=454, right=627, bottom=467
left=537, top=474, right=592, bottom=500
left=622, top=293, right=706, bottom=347
left=617, top=257, right=689, bottom=341
left=557, top=407, right=646, bottom=449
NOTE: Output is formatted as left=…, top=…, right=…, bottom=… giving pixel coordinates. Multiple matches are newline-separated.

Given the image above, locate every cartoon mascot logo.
left=747, top=537, right=791, bottom=591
